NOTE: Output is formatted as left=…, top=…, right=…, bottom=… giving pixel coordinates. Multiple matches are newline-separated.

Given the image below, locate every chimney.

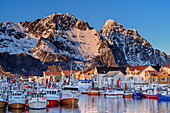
left=137, top=64, right=139, bottom=67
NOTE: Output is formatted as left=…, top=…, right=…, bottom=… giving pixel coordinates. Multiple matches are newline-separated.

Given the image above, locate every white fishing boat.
left=27, top=92, right=47, bottom=109
left=60, top=85, right=81, bottom=105
left=8, top=90, right=25, bottom=109
left=104, top=88, right=118, bottom=98
left=78, top=79, right=92, bottom=94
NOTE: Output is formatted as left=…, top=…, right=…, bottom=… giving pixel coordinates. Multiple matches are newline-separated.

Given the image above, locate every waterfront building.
left=145, top=70, right=170, bottom=87
left=125, top=65, right=155, bottom=88
left=92, top=67, right=126, bottom=88
left=102, top=71, right=125, bottom=88
left=160, top=66, right=170, bottom=74
left=74, top=68, right=94, bottom=80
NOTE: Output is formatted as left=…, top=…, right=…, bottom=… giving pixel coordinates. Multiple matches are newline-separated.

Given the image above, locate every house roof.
left=103, top=71, right=123, bottom=77
left=147, top=70, right=166, bottom=76
left=43, top=71, right=62, bottom=76
left=77, top=68, right=93, bottom=78
left=128, top=65, right=150, bottom=74
left=62, top=70, right=79, bottom=76
left=96, top=67, right=126, bottom=74
left=165, top=67, right=170, bottom=69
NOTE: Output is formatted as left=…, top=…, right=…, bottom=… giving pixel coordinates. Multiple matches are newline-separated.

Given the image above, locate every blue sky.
left=0, top=0, right=169, bottom=55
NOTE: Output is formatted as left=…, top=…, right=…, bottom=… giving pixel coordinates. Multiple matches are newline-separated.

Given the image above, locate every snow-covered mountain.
left=99, top=19, right=168, bottom=66
left=0, top=13, right=169, bottom=73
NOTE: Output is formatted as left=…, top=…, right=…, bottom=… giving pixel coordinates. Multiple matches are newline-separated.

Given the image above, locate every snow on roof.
left=103, top=71, right=122, bottom=77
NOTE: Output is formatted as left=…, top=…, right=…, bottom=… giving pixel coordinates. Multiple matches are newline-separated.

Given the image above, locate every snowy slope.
left=0, top=21, right=38, bottom=54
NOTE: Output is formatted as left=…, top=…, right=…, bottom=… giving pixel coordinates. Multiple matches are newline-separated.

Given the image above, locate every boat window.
left=63, top=87, right=78, bottom=91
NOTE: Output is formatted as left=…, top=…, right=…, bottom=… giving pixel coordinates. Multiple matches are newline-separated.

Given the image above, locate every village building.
left=145, top=70, right=170, bottom=87
left=93, top=67, right=126, bottom=88
left=74, top=68, right=95, bottom=80
left=125, top=65, right=156, bottom=89
left=160, top=66, right=170, bottom=74
left=103, top=71, right=125, bottom=88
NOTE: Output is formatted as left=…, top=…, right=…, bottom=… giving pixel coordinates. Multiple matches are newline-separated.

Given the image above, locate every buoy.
left=46, top=108, right=49, bottom=112
left=42, top=97, right=45, bottom=100
left=26, top=103, right=29, bottom=106
left=26, top=109, right=29, bottom=113
left=47, top=102, right=49, bottom=106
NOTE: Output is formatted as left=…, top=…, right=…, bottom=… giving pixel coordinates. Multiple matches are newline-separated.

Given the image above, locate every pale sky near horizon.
left=0, top=0, right=169, bottom=55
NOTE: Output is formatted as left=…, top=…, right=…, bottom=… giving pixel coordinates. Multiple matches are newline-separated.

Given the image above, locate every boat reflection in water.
left=2, top=95, right=170, bottom=113
left=28, top=109, right=46, bottom=113
left=78, top=95, right=170, bottom=113
left=8, top=108, right=25, bottom=113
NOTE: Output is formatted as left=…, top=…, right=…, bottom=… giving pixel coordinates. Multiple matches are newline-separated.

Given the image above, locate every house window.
left=161, top=77, right=167, bottom=81
left=152, top=78, right=155, bottom=83
left=164, top=73, right=166, bottom=75
left=88, top=73, right=90, bottom=75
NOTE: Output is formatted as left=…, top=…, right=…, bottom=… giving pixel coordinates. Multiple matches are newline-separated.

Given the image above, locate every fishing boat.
left=133, top=90, right=141, bottom=98
left=78, top=78, right=92, bottom=94
left=123, top=84, right=133, bottom=98
left=104, top=88, right=117, bottom=98
left=8, top=90, right=25, bottom=109
left=124, top=90, right=133, bottom=98
left=60, top=85, right=81, bottom=105
left=116, top=80, right=124, bottom=97
left=46, top=88, right=60, bottom=106
left=157, top=87, right=170, bottom=100
left=144, top=89, right=158, bottom=99
left=88, top=89, right=100, bottom=95
left=27, top=92, right=47, bottom=109
left=0, top=90, right=6, bottom=108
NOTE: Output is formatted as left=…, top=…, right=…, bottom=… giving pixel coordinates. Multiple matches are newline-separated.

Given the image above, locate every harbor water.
left=4, top=95, right=170, bottom=113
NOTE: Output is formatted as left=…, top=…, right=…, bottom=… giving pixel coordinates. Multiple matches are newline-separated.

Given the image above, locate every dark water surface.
left=5, top=95, right=170, bottom=113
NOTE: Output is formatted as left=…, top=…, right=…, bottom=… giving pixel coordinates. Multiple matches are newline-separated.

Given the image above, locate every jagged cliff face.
left=0, top=13, right=169, bottom=74
left=99, top=19, right=167, bottom=66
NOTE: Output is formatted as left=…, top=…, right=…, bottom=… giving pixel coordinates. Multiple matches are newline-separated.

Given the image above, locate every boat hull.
left=60, top=98, right=79, bottom=105
left=0, top=101, right=5, bottom=108
left=157, top=94, right=170, bottom=100
left=144, top=94, right=158, bottom=99
left=47, top=100, right=59, bottom=106
left=9, top=103, right=25, bottom=109
left=105, top=94, right=117, bottom=98
left=123, top=94, right=133, bottom=98
left=28, top=100, right=47, bottom=109
left=88, top=91, right=99, bottom=95
left=81, top=91, right=88, bottom=94
left=8, top=99, right=25, bottom=109
left=133, top=93, right=141, bottom=97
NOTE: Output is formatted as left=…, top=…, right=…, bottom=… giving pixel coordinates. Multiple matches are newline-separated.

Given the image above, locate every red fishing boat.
left=123, top=84, right=133, bottom=98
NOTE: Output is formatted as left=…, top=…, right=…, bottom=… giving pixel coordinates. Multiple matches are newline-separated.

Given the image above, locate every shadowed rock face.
left=0, top=52, right=45, bottom=77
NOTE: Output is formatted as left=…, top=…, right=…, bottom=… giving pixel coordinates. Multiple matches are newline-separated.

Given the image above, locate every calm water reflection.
left=6, top=95, right=170, bottom=113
